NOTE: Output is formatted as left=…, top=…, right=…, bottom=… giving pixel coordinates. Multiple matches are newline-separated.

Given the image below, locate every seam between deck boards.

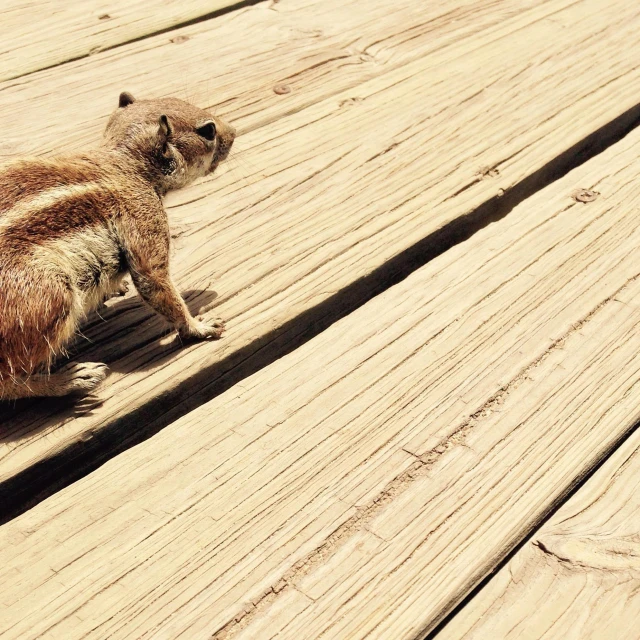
left=427, top=423, right=640, bottom=640
left=3, top=97, right=640, bottom=530
left=1, top=0, right=268, bottom=85
left=5, top=1, right=640, bottom=529
left=4, top=94, right=640, bottom=526
left=208, top=269, right=640, bottom=639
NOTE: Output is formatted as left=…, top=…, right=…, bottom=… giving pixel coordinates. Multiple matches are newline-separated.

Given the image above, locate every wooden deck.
left=2, top=1, right=640, bottom=638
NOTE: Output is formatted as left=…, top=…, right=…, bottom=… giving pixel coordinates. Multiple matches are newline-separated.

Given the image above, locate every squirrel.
left=0, top=92, right=235, bottom=400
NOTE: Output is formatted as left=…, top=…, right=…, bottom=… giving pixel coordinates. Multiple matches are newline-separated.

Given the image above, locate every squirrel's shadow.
left=72, top=286, right=220, bottom=372
left=0, top=287, right=220, bottom=438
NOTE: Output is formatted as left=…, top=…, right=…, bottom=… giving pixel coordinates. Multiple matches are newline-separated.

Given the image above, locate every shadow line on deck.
left=3, top=99, right=640, bottom=525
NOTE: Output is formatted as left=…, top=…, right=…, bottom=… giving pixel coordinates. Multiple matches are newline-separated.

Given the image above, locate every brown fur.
left=0, top=93, right=235, bottom=400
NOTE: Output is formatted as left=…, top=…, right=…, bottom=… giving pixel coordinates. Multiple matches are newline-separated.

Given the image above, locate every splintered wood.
left=3, top=70, right=640, bottom=640
left=436, top=428, right=640, bottom=640
left=4, top=0, right=640, bottom=521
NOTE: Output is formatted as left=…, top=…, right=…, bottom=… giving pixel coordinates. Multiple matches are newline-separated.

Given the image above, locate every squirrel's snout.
left=221, top=123, right=236, bottom=146
left=216, top=122, right=236, bottom=161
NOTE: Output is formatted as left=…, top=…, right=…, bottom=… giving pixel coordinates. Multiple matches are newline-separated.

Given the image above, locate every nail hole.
left=572, top=188, right=599, bottom=203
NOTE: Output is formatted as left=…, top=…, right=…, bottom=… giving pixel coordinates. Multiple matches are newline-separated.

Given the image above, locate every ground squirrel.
left=0, top=92, right=235, bottom=400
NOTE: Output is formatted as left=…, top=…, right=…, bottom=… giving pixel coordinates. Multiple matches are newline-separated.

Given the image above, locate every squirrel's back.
left=0, top=92, right=235, bottom=396
left=0, top=156, right=128, bottom=377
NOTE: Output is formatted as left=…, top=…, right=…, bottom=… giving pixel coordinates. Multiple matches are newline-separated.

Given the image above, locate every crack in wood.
left=209, top=272, right=640, bottom=638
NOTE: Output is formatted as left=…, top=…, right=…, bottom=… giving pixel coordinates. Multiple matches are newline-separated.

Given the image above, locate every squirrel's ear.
left=158, top=115, right=174, bottom=159
left=118, top=92, right=136, bottom=108
left=159, top=114, right=173, bottom=138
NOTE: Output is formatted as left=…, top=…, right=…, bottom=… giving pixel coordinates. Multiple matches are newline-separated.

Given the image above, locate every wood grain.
left=0, top=0, right=248, bottom=82
left=3, top=81, right=640, bottom=639
left=0, top=0, right=547, bottom=156
left=4, top=0, right=640, bottom=517
left=435, top=432, right=640, bottom=639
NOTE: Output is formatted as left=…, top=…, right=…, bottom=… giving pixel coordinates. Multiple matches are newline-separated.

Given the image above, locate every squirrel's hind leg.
left=0, top=363, right=108, bottom=400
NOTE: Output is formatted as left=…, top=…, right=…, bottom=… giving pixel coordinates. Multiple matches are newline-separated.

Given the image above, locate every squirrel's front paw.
left=180, top=316, right=226, bottom=340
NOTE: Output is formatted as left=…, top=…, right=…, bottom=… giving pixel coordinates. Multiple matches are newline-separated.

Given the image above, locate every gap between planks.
left=0, top=0, right=267, bottom=83
left=5, top=97, right=639, bottom=526
left=433, top=423, right=640, bottom=640
left=3, top=0, right=640, bottom=524
left=4, top=100, right=640, bottom=638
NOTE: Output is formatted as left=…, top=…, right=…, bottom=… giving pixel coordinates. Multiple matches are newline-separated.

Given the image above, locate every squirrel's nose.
left=226, top=124, right=236, bottom=142
left=213, top=118, right=236, bottom=160
left=223, top=126, right=236, bottom=153
left=217, top=120, right=235, bottom=141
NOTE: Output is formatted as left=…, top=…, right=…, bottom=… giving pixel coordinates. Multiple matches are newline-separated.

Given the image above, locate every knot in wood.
left=339, top=97, right=362, bottom=108
left=478, top=166, right=500, bottom=179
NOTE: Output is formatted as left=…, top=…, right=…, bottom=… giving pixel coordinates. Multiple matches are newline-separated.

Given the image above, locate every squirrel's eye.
left=196, top=122, right=216, bottom=141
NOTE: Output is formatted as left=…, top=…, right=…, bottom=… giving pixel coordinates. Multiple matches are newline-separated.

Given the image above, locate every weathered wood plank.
left=4, top=0, right=640, bottom=518
left=435, top=431, right=640, bottom=640
left=3, top=82, right=640, bottom=639
left=0, top=0, right=545, bottom=155
left=0, top=0, right=249, bottom=82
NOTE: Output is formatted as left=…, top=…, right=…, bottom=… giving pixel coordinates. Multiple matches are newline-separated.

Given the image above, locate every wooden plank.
left=435, top=427, right=640, bottom=640
left=0, top=0, right=548, bottom=156
left=3, top=85, right=640, bottom=639
left=0, top=0, right=248, bottom=82
left=4, top=0, right=640, bottom=518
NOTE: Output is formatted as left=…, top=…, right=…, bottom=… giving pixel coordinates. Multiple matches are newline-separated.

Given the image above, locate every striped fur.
left=0, top=94, right=235, bottom=399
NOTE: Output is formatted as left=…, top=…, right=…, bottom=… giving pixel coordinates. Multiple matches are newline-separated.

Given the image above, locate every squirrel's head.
left=104, top=92, right=236, bottom=192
